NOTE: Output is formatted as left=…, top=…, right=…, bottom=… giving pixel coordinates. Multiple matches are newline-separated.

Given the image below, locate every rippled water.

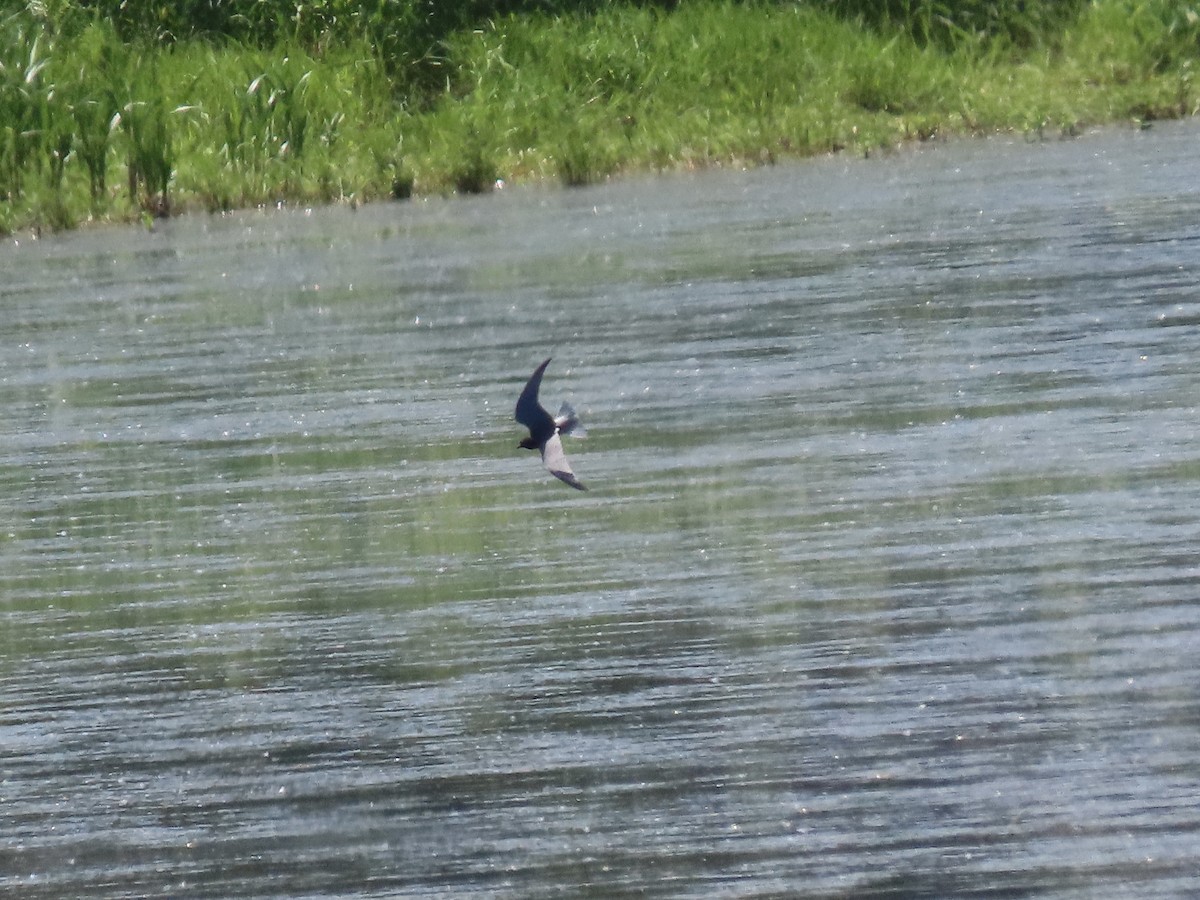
left=3, top=121, right=1200, bottom=898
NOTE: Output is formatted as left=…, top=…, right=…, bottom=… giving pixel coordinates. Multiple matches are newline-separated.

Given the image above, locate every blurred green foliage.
left=2, top=0, right=1197, bottom=234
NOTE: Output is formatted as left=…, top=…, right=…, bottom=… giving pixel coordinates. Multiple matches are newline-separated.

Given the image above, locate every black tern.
left=515, top=357, right=588, bottom=490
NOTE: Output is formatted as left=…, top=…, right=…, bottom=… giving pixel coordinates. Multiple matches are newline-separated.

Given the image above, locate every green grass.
left=2, top=0, right=1198, bottom=234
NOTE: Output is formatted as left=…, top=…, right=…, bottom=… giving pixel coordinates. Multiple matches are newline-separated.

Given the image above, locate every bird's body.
left=515, top=357, right=587, bottom=490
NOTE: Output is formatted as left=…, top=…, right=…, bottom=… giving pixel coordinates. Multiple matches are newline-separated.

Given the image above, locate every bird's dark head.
left=518, top=437, right=538, bottom=451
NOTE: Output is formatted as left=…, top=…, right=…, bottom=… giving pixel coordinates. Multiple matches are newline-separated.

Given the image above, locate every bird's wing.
left=515, top=357, right=554, bottom=431
left=541, top=433, right=586, bottom=491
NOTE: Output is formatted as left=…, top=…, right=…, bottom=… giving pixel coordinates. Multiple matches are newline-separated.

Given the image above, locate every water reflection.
left=3, top=122, right=1200, bottom=896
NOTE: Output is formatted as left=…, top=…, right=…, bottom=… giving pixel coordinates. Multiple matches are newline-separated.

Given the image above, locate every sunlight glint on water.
left=2, top=122, right=1200, bottom=898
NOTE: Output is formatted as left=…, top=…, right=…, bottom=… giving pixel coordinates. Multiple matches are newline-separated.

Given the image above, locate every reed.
left=1, top=1, right=1197, bottom=234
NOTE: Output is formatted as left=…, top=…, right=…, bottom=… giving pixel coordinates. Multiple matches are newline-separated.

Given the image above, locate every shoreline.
left=3, top=1, right=1197, bottom=237
left=4, top=118, right=1192, bottom=246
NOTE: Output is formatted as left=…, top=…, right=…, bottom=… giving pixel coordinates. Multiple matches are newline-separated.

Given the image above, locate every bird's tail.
left=555, top=402, right=587, bottom=438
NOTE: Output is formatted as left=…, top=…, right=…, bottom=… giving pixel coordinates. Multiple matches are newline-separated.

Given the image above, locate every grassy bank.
left=2, top=0, right=1198, bottom=235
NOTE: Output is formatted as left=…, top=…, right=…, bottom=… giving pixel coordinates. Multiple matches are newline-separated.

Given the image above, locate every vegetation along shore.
left=2, top=0, right=1198, bottom=235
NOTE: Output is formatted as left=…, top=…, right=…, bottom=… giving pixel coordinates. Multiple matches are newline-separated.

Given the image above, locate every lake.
left=2, top=120, right=1199, bottom=898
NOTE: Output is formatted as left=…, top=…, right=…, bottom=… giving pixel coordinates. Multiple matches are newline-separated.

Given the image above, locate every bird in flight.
left=515, top=357, right=588, bottom=490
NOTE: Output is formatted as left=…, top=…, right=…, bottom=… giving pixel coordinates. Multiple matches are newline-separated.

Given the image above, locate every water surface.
left=3, top=122, right=1199, bottom=897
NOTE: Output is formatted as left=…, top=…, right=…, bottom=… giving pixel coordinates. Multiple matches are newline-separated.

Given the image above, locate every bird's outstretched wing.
left=541, top=433, right=586, bottom=491
left=515, top=357, right=554, bottom=434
